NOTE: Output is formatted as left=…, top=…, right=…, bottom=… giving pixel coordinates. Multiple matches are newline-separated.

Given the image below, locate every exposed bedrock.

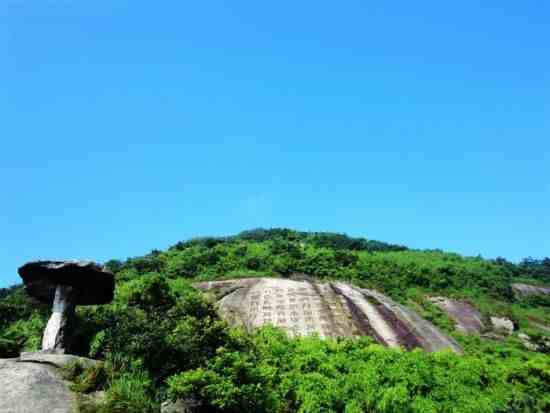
left=428, top=297, right=485, bottom=334
left=193, top=278, right=462, bottom=354
left=511, top=283, right=550, bottom=298
left=428, top=297, right=516, bottom=336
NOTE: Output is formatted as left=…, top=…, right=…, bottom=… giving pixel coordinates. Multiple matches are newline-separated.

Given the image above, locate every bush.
left=63, top=361, right=108, bottom=394
left=0, top=337, right=20, bottom=358
left=168, top=328, right=550, bottom=413
left=90, top=275, right=231, bottom=388
left=100, top=369, right=158, bottom=413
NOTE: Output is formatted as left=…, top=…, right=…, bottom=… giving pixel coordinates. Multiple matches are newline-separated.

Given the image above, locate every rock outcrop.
left=194, top=277, right=462, bottom=353
left=0, top=352, right=97, bottom=413
left=428, top=297, right=484, bottom=334
left=428, top=297, right=517, bottom=337
left=511, top=283, right=550, bottom=298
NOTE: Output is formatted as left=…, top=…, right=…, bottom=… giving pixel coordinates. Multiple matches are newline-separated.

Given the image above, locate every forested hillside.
left=1, top=229, right=549, bottom=412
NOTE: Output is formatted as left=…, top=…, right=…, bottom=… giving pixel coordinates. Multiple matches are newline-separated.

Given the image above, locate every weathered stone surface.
left=194, top=278, right=462, bottom=353
left=41, top=285, right=76, bottom=352
left=162, top=399, right=200, bottom=413
left=0, top=354, right=77, bottom=413
left=511, top=283, right=550, bottom=299
left=428, top=297, right=484, bottom=334
left=19, top=351, right=99, bottom=369
left=18, top=260, right=114, bottom=305
left=490, top=316, right=514, bottom=335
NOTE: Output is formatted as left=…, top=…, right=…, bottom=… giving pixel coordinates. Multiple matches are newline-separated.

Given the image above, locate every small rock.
left=481, top=332, right=506, bottom=341
left=162, top=399, right=200, bottom=413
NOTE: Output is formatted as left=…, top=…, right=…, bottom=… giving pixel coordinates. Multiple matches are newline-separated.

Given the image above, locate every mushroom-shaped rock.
left=18, top=260, right=114, bottom=352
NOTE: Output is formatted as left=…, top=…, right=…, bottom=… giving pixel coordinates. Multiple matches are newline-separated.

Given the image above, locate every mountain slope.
left=1, top=228, right=549, bottom=413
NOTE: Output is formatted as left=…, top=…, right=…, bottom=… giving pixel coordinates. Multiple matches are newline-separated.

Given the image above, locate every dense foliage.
left=168, top=329, right=550, bottom=413
left=1, top=228, right=549, bottom=412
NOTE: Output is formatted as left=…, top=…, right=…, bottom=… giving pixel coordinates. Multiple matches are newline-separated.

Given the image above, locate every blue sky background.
left=2, top=1, right=549, bottom=287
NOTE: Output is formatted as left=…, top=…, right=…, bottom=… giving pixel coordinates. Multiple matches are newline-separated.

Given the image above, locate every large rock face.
left=0, top=353, right=97, bottom=413
left=194, top=277, right=462, bottom=353
left=511, top=283, right=550, bottom=298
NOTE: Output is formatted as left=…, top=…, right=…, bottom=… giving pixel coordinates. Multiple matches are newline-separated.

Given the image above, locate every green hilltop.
left=1, top=228, right=549, bottom=412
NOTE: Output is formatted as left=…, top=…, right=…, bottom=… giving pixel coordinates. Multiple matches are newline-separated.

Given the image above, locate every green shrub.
left=0, top=337, right=20, bottom=358
left=168, top=328, right=550, bottom=413
left=0, top=313, right=45, bottom=353
left=63, top=362, right=108, bottom=394
left=100, top=370, right=158, bottom=413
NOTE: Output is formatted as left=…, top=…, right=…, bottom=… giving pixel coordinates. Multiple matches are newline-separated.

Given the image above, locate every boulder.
left=194, top=277, right=462, bottom=353
left=0, top=352, right=98, bottom=413
left=428, top=297, right=484, bottom=334
left=490, top=316, right=514, bottom=335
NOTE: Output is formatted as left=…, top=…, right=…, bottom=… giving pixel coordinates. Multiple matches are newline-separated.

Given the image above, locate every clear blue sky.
left=2, top=1, right=549, bottom=287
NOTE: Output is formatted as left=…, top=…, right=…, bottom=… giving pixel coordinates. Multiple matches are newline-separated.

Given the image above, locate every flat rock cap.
left=18, top=260, right=115, bottom=305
